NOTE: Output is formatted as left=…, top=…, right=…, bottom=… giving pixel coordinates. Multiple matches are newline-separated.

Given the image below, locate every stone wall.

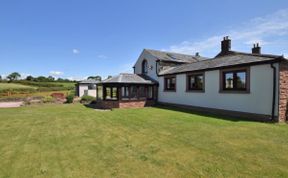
left=278, top=61, right=288, bottom=122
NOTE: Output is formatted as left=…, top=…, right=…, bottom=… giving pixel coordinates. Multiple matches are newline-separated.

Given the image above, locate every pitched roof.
left=78, top=79, right=100, bottom=84
left=101, top=73, right=157, bottom=84
left=159, top=52, right=285, bottom=75
left=145, top=49, right=209, bottom=63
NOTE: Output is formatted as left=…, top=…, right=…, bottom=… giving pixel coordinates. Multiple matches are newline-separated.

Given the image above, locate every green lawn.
left=0, top=83, right=35, bottom=90
left=0, top=104, right=288, bottom=177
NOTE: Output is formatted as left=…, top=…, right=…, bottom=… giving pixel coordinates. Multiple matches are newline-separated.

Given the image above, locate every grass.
left=0, top=83, right=35, bottom=90
left=0, top=104, right=287, bottom=177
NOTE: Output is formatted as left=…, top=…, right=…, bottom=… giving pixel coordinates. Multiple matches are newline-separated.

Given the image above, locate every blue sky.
left=1, top=0, right=288, bottom=80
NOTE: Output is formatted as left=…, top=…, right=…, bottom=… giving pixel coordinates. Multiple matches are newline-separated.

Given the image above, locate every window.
left=104, top=87, right=118, bottom=100
left=187, top=73, right=204, bottom=91
left=84, top=90, right=88, bottom=96
left=130, top=86, right=138, bottom=99
left=142, top=60, right=148, bottom=74
left=164, top=76, right=176, bottom=91
left=88, top=84, right=96, bottom=90
left=138, top=86, right=146, bottom=98
left=220, top=68, right=250, bottom=92
left=121, top=86, right=129, bottom=100
left=97, top=86, right=103, bottom=99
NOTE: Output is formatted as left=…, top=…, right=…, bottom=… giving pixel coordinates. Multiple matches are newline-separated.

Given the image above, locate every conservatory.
left=95, top=73, right=158, bottom=109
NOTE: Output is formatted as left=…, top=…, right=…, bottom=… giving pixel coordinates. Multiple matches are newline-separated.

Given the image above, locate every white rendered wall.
left=134, top=50, right=158, bottom=80
left=158, top=64, right=279, bottom=116
left=78, top=84, right=97, bottom=97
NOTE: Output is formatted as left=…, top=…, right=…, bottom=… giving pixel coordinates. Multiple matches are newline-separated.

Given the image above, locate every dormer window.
left=142, top=60, right=148, bottom=74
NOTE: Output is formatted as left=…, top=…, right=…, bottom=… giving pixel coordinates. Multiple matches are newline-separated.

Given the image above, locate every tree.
left=48, top=76, right=55, bottom=81
left=35, top=76, right=48, bottom=82
left=87, top=76, right=102, bottom=81
left=0, top=75, right=2, bottom=81
left=7, top=72, right=21, bottom=82
left=26, top=75, right=34, bottom=81
left=107, top=75, right=112, bottom=79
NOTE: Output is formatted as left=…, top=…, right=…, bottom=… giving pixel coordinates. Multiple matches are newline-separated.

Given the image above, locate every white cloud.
left=97, top=55, right=108, bottom=59
left=20, top=73, right=31, bottom=79
left=49, top=71, right=64, bottom=76
left=67, top=76, right=87, bottom=81
left=72, top=49, right=80, bottom=54
left=166, top=9, right=288, bottom=57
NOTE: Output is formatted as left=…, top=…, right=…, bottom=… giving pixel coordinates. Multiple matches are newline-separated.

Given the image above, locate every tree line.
left=0, top=72, right=110, bottom=82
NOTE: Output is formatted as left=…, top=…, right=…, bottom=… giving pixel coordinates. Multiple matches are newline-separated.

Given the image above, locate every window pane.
left=167, top=79, right=171, bottom=89
left=112, top=87, right=117, bottom=100
left=236, top=72, right=246, bottom=89
left=105, top=87, right=111, bottom=99
left=130, top=86, right=137, bottom=99
left=97, top=86, right=103, bottom=99
left=139, top=86, right=146, bottom=98
left=88, top=84, right=96, bottom=90
left=190, top=77, right=195, bottom=88
left=195, top=75, right=203, bottom=89
left=225, top=73, right=233, bottom=89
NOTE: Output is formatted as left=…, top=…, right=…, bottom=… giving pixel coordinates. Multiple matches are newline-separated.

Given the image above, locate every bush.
left=42, top=96, right=55, bottom=103
left=66, top=94, right=74, bottom=103
left=80, top=95, right=96, bottom=104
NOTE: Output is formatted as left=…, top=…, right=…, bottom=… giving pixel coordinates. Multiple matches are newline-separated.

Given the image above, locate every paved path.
left=0, top=102, right=23, bottom=108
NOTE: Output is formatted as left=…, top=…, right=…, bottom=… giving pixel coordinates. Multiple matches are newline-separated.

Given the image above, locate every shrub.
left=42, top=96, right=55, bottom=103
left=80, top=95, right=96, bottom=104
left=66, top=94, right=74, bottom=103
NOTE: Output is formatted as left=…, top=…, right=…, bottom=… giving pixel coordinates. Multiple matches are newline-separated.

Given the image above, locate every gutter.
left=270, top=63, right=277, bottom=121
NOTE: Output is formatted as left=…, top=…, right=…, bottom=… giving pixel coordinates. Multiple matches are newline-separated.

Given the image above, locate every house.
left=93, top=36, right=288, bottom=122
left=76, top=79, right=99, bottom=97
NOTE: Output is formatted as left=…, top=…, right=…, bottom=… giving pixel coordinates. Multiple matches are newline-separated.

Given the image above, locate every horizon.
left=1, top=0, right=288, bottom=80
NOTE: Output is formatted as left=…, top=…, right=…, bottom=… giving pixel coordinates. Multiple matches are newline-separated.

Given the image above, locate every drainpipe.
left=156, top=60, right=160, bottom=76
left=270, top=63, right=276, bottom=121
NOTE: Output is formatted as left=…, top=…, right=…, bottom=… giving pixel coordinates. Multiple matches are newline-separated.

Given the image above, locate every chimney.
left=221, top=36, right=231, bottom=53
left=252, top=43, right=261, bottom=54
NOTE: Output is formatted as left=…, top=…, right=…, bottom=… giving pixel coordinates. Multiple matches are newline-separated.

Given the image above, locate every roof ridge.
left=145, top=48, right=197, bottom=57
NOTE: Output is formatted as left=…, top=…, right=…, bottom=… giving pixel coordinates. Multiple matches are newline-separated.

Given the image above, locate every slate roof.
left=101, top=73, right=157, bottom=84
left=78, top=79, right=100, bottom=84
left=145, top=49, right=209, bottom=63
left=159, top=51, right=286, bottom=75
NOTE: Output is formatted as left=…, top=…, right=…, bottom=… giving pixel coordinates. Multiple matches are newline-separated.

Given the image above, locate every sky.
left=1, top=0, right=288, bottom=80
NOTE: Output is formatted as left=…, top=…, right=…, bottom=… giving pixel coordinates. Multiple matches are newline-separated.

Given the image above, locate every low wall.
left=95, top=100, right=155, bottom=109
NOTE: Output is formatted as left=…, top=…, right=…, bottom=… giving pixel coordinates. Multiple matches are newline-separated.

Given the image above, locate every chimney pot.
left=221, top=36, right=231, bottom=53
left=252, top=43, right=261, bottom=54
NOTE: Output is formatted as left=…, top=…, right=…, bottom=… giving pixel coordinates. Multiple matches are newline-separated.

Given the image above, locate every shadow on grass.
left=153, top=104, right=273, bottom=123
left=83, top=103, right=112, bottom=111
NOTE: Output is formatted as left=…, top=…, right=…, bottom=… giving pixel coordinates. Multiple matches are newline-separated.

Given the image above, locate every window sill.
left=186, top=90, right=205, bottom=93
left=163, top=90, right=176, bottom=92
left=219, top=90, right=250, bottom=94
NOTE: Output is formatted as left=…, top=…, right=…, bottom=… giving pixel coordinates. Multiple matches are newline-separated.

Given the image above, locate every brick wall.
left=96, top=100, right=155, bottom=109
left=119, top=100, right=155, bottom=108
left=278, top=61, right=288, bottom=122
